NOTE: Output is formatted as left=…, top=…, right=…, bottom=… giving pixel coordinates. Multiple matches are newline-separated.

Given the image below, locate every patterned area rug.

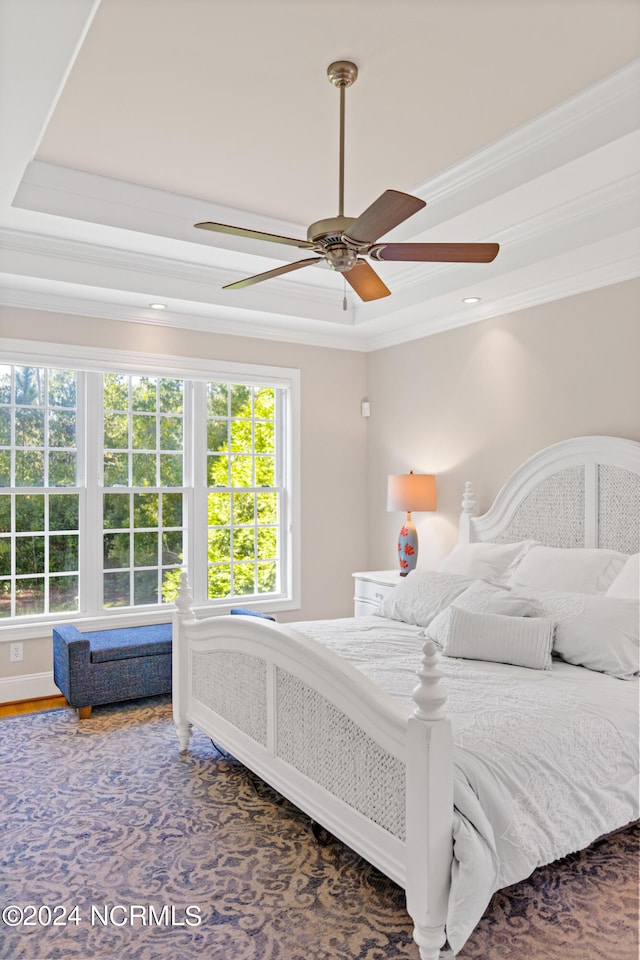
left=1, top=697, right=637, bottom=960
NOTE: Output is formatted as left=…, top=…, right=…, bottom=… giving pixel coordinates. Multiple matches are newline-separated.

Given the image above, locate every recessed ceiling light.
left=462, top=297, right=481, bottom=304
left=149, top=302, right=167, bottom=310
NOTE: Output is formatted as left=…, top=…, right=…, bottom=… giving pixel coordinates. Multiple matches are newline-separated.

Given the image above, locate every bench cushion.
left=86, top=623, right=172, bottom=663
left=230, top=607, right=276, bottom=620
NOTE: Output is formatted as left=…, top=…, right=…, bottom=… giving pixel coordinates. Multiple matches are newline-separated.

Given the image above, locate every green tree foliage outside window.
left=206, top=383, right=279, bottom=599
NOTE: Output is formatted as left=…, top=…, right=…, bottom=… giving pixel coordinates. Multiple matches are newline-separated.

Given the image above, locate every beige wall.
left=366, top=279, right=640, bottom=572
left=0, top=307, right=369, bottom=684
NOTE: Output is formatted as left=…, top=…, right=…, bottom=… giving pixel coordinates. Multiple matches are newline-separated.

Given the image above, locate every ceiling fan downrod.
left=327, top=60, right=358, bottom=218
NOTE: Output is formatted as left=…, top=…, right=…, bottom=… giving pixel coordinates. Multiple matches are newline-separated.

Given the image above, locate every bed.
left=172, top=435, right=640, bottom=959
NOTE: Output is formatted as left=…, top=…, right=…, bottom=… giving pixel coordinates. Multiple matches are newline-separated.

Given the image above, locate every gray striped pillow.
left=442, top=606, right=554, bottom=670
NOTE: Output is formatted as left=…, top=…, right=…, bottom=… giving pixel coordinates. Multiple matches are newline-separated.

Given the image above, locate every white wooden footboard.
left=172, top=575, right=453, bottom=960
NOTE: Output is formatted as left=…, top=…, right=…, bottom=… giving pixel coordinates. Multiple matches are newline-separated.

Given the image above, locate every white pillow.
left=376, top=570, right=475, bottom=627
left=524, top=590, right=639, bottom=680
left=606, top=553, right=639, bottom=599
left=509, top=546, right=628, bottom=595
left=442, top=607, right=554, bottom=670
left=437, top=540, right=536, bottom=586
left=427, top=580, right=537, bottom=648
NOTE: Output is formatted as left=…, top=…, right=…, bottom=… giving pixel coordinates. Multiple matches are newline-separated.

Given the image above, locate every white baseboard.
left=0, top=671, right=60, bottom=704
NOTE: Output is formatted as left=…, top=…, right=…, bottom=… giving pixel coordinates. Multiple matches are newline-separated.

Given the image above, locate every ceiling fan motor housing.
left=323, top=241, right=358, bottom=272
left=307, top=215, right=360, bottom=272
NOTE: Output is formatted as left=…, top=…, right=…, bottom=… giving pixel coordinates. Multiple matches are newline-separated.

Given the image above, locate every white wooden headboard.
left=459, top=436, right=640, bottom=554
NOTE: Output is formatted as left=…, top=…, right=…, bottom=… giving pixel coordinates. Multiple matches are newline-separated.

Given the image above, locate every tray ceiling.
left=1, top=0, right=639, bottom=350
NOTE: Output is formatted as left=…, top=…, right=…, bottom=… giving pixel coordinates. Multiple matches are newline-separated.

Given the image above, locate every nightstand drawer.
left=352, top=570, right=400, bottom=617
left=354, top=578, right=392, bottom=604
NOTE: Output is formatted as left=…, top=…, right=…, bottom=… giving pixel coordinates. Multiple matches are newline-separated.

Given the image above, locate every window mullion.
left=189, top=381, right=207, bottom=603
left=276, top=386, right=288, bottom=598
left=82, top=371, right=102, bottom=616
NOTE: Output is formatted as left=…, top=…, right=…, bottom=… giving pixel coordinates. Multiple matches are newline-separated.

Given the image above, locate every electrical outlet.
left=10, top=642, right=23, bottom=663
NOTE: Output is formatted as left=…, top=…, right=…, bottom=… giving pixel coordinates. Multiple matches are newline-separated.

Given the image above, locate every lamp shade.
left=387, top=472, right=436, bottom=513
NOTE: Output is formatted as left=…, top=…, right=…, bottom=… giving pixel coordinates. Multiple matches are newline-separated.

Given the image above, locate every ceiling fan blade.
left=222, top=257, right=323, bottom=291
left=343, top=190, right=426, bottom=245
left=344, top=260, right=391, bottom=302
left=369, top=242, right=500, bottom=263
left=195, top=221, right=314, bottom=249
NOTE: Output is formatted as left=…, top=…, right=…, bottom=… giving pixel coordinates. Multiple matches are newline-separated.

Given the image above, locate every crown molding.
left=13, top=159, right=311, bottom=261
left=401, top=58, right=640, bottom=234
left=366, top=163, right=640, bottom=300
left=362, top=249, right=640, bottom=351
left=0, top=225, right=360, bottom=327
left=0, top=287, right=368, bottom=352
left=3, top=238, right=636, bottom=357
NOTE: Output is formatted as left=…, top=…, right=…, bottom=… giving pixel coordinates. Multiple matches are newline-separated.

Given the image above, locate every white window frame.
left=0, top=338, right=300, bottom=639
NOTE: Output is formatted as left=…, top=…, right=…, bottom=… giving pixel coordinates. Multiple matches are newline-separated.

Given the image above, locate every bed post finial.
left=176, top=569, right=193, bottom=612
left=459, top=480, right=477, bottom=543
left=412, top=639, right=448, bottom=721
left=462, top=480, right=476, bottom=515
left=173, top=569, right=194, bottom=753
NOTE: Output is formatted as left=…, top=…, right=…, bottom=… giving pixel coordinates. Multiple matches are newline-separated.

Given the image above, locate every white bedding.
left=290, top=615, right=639, bottom=953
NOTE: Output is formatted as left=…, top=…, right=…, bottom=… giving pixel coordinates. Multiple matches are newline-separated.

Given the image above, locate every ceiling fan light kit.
left=195, top=61, right=499, bottom=302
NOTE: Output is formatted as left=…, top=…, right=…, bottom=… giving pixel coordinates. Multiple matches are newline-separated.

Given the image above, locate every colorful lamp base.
left=397, top=513, right=418, bottom=576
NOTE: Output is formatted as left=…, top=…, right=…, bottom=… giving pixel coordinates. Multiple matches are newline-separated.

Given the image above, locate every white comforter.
left=290, top=616, right=639, bottom=953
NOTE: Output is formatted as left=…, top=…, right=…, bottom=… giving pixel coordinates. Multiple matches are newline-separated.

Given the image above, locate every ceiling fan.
left=195, top=61, right=499, bottom=302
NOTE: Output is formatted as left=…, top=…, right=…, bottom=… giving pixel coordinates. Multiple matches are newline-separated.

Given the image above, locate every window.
left=206, top=383, right=280, bottom=599
left=0, top=365, right=80, bottom=618
left=0, top=350, right=299, bottom=624
left=101, top=373, right=185, bottom=609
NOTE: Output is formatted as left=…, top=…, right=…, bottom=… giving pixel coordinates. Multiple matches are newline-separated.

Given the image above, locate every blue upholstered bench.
left=52, top=623, right=172, bottom=719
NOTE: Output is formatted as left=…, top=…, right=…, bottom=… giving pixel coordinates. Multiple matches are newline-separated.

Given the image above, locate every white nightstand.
left=352, top=570, right=402, bottom=617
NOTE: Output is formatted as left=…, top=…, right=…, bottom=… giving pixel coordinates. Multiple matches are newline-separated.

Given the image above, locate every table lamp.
left=387, top=471, right=436, bottom=575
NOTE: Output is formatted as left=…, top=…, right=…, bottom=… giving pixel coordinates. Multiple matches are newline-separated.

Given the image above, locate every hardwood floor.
left=0, top=695, right=68, bottom=717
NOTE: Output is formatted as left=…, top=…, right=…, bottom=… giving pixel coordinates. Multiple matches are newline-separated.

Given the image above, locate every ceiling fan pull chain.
left=343, top=275, right=348, bottom=311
